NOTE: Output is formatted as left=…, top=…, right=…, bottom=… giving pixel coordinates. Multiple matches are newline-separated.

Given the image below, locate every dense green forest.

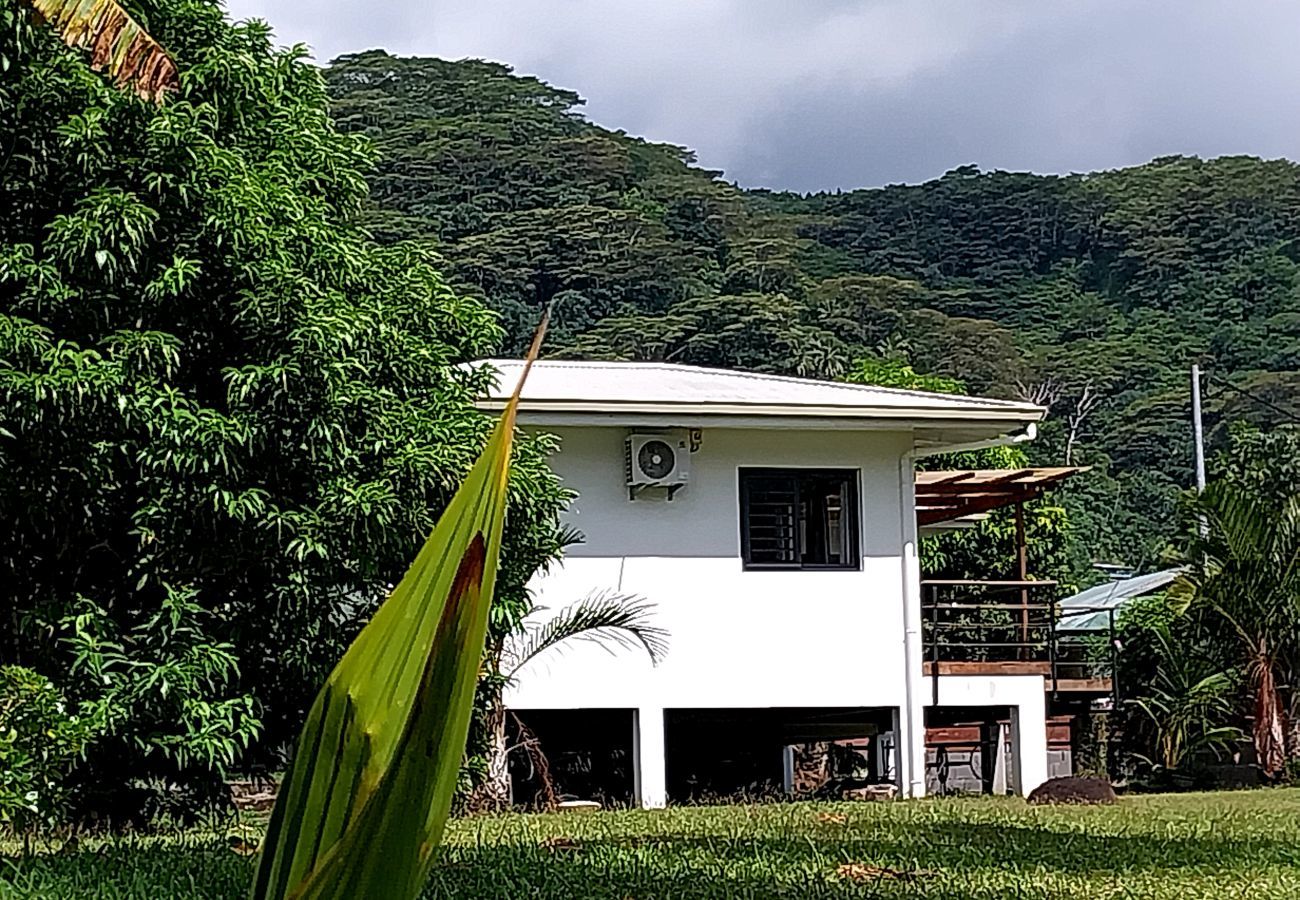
left=325, top=50, right=1300, bottom=573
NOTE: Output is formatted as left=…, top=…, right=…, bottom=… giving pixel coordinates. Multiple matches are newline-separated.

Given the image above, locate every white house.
left=477, top=359, right=1055, bottom=807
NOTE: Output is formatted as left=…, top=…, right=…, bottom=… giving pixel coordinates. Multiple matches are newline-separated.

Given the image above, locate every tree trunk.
left=471, top=700, right=511, bottom=810
left=1287, top=689, right=1300, bottom=764
left=1254, top=659, right=1287, bottom=779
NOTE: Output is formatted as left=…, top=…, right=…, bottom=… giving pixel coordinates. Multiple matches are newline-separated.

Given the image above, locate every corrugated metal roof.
left=469, top=359, right=1045, bottom=422
left=1056, top=569, right=1184, bottom=632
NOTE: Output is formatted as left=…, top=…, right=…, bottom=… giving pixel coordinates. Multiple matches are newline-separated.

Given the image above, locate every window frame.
left=738, top=467, right=862, bottom=572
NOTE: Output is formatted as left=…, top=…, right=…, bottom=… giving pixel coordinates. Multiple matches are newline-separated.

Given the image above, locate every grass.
left=4, top=789, right=1300, bottom=898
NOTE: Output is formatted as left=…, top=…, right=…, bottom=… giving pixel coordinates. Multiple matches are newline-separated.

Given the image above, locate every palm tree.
left=20, top=0, right=178, bottom=101
left=477, top=590, right=668, bottom=807
left=1170, top=483, right=1300, bottom=778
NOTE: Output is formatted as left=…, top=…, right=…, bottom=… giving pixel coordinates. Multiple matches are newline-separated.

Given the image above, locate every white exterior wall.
left=505, top=426, right=916, bottom=713
left=931, top=674, right=1050, bottom=797
left=503, top=423, right=1050, bottom=804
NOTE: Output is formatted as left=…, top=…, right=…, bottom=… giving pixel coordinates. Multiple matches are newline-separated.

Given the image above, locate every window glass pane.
left=824, top=484, right=844, bottom=565
left=741, top=469, right=858, bottom=570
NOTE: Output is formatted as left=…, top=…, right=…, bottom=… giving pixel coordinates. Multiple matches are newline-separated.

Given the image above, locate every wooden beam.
left=916, top=471, right=978, bottom=488
left=1052, top=678, right=1114, bottom=693
left=917, top=494, right=1031, bottom=526
left=922, top=661, right=1052, bottom=677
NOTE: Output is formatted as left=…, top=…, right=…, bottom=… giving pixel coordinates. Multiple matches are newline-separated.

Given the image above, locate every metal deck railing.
left=921, top=579, right=1120, bottom=707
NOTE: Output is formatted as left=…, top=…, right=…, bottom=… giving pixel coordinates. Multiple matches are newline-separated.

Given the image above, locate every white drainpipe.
left=897, top=448, right=927, bottom=798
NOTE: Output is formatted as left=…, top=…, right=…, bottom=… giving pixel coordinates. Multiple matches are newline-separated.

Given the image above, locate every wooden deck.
left=922, top=662, right=1113, bottom=695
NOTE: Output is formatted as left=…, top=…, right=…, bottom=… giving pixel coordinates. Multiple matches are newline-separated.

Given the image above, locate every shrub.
left=0, top=666, right=99, bottom=830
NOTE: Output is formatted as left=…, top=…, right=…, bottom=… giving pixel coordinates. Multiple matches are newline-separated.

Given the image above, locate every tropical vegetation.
left=251, top=326, right=540, bottom=900
left=325, top=50, right=1300, bottom=574
left=3, top=0, right=1300, bottom=868
left=477, top=590, right=668, bottom=807
left=1167, top=483, right=1300, bottom=778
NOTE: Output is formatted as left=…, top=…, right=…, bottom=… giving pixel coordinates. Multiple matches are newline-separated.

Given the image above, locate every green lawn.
left=4, top=790, right=1300, bottom=898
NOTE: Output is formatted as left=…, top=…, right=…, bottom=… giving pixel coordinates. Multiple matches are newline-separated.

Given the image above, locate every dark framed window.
left=739, top=468, right=860, bottom=570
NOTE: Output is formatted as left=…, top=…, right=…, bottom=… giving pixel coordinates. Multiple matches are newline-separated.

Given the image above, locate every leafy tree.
left=1214, top=423, right=1300, bottom=504
left=0, top=666, right=99, bottom=830
left=324, top=51, right=738, bottom=352
left=449, top=205, right=718, bottom=349
left=844, top=355, right=964, bottom=394
left=560, top=292, right=845, bottom=377
left=0, top=1, right=567, bottom=815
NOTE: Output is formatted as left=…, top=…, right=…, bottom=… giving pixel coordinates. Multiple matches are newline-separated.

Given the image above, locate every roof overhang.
left=469, top=359, right=1045, bottom=451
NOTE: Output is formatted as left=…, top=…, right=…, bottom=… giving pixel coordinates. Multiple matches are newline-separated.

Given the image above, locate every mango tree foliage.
left=0, top=2, right=567, bottom=816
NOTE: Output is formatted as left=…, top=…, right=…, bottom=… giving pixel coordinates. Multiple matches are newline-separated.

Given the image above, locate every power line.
left=1206, top=372, right=1300, bottom=426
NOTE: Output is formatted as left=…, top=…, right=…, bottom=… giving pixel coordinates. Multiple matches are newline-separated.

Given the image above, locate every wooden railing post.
left=930, top=583, right=941, bottom=706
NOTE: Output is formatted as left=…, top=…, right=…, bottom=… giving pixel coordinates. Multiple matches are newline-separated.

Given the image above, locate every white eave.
left=466, top=359, right=1045, bottom=451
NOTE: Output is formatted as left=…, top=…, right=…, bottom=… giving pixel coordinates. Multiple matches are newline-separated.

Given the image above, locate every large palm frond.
left=250, top=322, right=547, bottom=899
left=25, top=0, right=179, bottom=101
left=1171, top=483, right=1300, bottom=636
left=502, top=589, right=669, bottom=682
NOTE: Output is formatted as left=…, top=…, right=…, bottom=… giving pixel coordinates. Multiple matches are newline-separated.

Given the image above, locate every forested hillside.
left=325, top=50, right=1300, bottom=572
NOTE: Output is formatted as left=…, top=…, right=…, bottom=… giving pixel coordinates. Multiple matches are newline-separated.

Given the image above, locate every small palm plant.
left=1130, top=623, right=1242, bottom=773
left=477, top=591, right=668, bottom=806
left=501, top=590, right=670, bottom=682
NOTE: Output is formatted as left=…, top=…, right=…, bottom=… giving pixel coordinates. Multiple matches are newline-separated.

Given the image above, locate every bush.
left=0, top=666, right=99, bottom=830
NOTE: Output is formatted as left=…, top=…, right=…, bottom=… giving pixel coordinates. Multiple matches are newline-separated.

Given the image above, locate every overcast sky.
left=223, top=0, right=1300, bottom=193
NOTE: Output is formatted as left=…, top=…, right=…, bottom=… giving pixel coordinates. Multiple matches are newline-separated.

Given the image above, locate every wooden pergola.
left=915, top=467, right=1093, bottom=690
left=915, top=467, right=1085, bottom=529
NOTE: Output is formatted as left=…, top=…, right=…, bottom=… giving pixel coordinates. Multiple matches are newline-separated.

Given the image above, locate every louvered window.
left=739, top=469, right=860, bottom=570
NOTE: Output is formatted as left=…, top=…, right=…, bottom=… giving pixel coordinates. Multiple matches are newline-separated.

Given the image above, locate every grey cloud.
left=223, top=0, right=1300, bottom=191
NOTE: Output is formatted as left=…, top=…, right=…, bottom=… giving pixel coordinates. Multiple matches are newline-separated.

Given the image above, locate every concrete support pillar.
left=781, top=745, right=795, bottom=795
left=633, top=706, right=667, bottom=809
left=1008, top=694, right=1048, bottom=797
left=993, top=722, right=1009, bottom=795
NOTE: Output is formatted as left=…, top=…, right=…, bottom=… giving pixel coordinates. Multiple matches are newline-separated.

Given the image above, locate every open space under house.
left=477, top=360, right=1117, bottom=806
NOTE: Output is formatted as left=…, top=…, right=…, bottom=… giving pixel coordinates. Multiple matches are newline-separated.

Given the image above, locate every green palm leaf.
left=250, top=325, right=546, bottom=900
left=25, top=0, right=179, bottom=101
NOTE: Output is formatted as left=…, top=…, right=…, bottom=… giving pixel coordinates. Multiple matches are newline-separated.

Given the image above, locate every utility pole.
left=1190, top=363, right=1207, bottom=493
